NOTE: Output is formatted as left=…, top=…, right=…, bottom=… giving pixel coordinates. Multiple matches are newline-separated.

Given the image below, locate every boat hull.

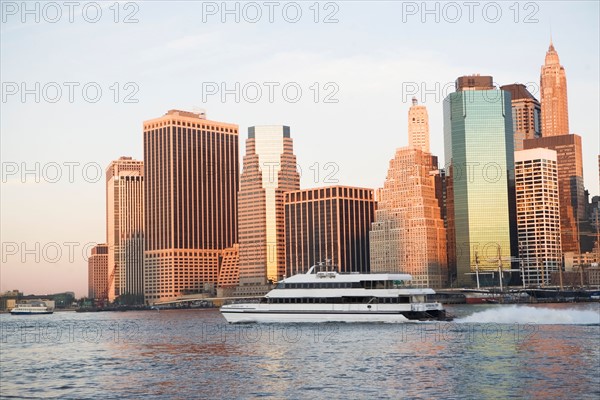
left=221, top=306, right=449, bottom=323
left=10, top=310, right=54, bottom=315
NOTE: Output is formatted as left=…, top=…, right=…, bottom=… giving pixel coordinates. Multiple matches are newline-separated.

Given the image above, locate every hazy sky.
left=1, top=1, right=599, bottom=297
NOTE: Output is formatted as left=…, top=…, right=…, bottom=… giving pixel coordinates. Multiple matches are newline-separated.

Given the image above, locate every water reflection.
left=1, top=306, right=598, bottom=399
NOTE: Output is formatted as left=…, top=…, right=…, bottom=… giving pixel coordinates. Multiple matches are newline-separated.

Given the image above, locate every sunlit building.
left=540, top=40, right=569, bottom=137
left=238, top=126, right=300, bottom=288
left=106, top=157, right=144, bottom=303
left=444, top=75, right=517, bottom=287
left=370, top=100, right=447, bottom=288
left=408, top=97, right=430, bottom=153
left=523, top=134, right=585, bottom=254
left=143, top=110, right=239, bottom=303
left=285, top=186, right=375, bottom=276
left=88, top=243, right=108, bottom=300
left=500, top=84, right=541, bottom=151
left=515, top=148, right=562, bottom=286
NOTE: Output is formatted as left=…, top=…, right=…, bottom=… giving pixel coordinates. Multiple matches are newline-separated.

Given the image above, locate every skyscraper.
left=408, top=97, right=430, bottom=152
left=444, top=75, right=517, bottom=287
left=238, top=126, right=300, bottom=287
left=515, top=148, right=561, bottom=286
left=540, top=40, right=569, bottom=136
left=106, top=157, right=144, bottom=303
left=370, top=101, right=447, bottom=288
left=523, top=134, right=585, bottom=254
left=143, top=110, right=239, bottom=303
left=285, top=186, right=375, bottom=275
left=88, top=243, right=108, bottom=300
left=500, top=84, right=541, bottom=151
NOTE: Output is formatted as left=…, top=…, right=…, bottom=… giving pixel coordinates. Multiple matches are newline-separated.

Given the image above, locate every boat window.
left=276, top=283, right=285, bottom=289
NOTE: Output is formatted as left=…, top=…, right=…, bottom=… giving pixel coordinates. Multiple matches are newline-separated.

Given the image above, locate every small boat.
left=220, top=265, right=452, bottom=323
left=10, top=301, right=54, bottom=315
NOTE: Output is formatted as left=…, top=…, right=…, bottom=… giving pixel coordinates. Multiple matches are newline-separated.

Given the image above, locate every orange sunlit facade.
left=143, top=110, right=239, bottom=303
left=238, top=126, right=300, bottom=286
left=523, top=134, right=585, bottom=254
left=88, top=243, right=108, bottom=300
left=408, top=98, right=430, bottom=153
left=370, top=101, right=446, bottom=288
left=106, top=157, right=144, bottom=302
left=540, top=41, right=569, bottom=137
left=500, top=84, right=541, bottom=151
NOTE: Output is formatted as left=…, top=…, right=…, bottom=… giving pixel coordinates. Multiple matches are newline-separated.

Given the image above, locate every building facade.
left=443, top=75, right=517, bottom=287
left=143, top=110, right=239, bottom=303
left=285, top=186, right=375, bottom=276
left=370, top=100, right=447, bottom=288
left=515, top=148, right=562, bottom=286
left=88, top=243, right=108, bottom=300
left=238, top=126, right=300, bottom=286
left=540, top=41, right=569, bottom=137
left=500, top=84, right=541, bottom=151
left=106, top=157, right=144, bottom=302
left=408, top=97, right=430, bottom=153
left=523, top=134, right=585, bottom=254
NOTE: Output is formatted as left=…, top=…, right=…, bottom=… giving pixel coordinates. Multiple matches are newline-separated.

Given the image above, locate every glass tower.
left=444, top=76, right=517, bottom=287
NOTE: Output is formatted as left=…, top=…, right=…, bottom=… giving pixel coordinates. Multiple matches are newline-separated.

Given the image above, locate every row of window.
left=262, top=296, right=412, bottom=304
left=276, top=280, right=406, bottom=290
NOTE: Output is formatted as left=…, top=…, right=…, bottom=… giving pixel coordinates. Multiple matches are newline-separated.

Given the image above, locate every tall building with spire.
left=143, top=110, right=239, bottom=303
left=408, top=97, right=430, bottom=153
left=370, top=100, right=447, bottom=288
left=238, top=126, right=300, bottom=289
left=106, top=157, right=144, bottom=303
left=540, top=40, right=569, bottom=136
left=524, top=41, right=585, bottom=255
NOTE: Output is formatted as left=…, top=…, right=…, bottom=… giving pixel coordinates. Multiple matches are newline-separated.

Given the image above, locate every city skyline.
left=2, top=2, right=599, bottom=296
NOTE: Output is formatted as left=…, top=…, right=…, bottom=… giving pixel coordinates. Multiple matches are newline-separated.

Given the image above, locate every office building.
left=285, top=186, right=375, bottom=276
left=143, top=110, right=239, bottom=303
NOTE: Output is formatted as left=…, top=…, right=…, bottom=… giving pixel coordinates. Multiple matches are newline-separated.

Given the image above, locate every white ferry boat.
left=221, top=265, right=451, bottom=323
left=10, top=301, right=54, bottom=315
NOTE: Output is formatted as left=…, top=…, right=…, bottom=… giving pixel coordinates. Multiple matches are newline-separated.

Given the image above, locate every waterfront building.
left=106, top=157, right=144, bottom=302
left=523, top=134, right=585, bottom=254
left=370, top=100, right=447, bottom=288
left=238, top=126, right=300, bottom=287
left=88, top=244, right=108, bottom=300
left=285, top=186, right=375, bottom=276
left=515, top=148, right=562, bottom=286
left=443, top=75, right=517, bottom=287
left=143, top=110, right=239, bottom=303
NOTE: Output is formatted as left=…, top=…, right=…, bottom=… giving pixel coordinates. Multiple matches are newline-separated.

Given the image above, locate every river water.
left=1, top=303, right=599, bottom=399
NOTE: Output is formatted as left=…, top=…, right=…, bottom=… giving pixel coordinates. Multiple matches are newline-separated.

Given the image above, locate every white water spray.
left=455, top=305, right=600, bottom=325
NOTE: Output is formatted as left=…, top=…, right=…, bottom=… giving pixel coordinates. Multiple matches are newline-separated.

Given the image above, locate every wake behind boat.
left=221, top=265, right=451, bottom=323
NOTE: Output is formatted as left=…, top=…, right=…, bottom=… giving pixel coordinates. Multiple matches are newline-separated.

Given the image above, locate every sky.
left=1, top=1, right=599, bottom=297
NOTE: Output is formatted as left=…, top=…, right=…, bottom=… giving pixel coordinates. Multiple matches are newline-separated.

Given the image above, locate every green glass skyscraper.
left=443, top=75, right=517, bottom=287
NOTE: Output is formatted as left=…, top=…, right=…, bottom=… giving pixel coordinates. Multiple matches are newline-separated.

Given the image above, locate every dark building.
left=455, top=75, right=494, bottom=91
left=284, top=186, right=375, bottom=276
